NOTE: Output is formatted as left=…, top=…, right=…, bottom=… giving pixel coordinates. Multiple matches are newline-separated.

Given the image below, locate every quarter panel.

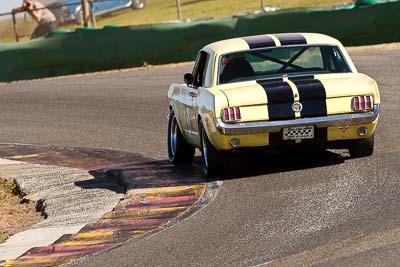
left=168, top=83, right=194, bottom=144
left=196, top=88, right=229, bottom=150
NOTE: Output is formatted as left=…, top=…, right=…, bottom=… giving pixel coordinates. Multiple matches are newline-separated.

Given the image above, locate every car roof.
left=204, top=33, right=343, bottom=55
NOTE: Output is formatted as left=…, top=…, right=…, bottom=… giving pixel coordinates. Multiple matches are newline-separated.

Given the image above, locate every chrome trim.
left=292, top=102, right=303, bottom=112
left=216, top=104, right=379, bottom=135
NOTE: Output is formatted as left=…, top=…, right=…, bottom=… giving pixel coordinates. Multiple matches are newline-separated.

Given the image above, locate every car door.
left=180, top=51, right=209, bottom=145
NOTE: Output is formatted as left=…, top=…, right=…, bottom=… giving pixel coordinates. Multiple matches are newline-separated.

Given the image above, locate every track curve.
left=0, top=50, right=399, bottom=266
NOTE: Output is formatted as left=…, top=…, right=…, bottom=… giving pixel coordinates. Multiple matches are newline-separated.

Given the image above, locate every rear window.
left=218, top=45, right=351, bottom=84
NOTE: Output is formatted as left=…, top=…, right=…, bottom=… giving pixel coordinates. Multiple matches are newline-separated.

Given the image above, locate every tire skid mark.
left=0, top=144, right=213, bottom=267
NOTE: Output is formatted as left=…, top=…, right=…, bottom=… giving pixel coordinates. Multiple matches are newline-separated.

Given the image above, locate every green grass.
left=89, top=0, right=351, bottom=28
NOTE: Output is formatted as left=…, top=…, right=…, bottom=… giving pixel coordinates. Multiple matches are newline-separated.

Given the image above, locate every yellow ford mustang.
left=167, top=33, right=380, bottom=176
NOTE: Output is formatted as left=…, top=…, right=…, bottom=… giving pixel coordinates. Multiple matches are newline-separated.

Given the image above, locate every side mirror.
left=184, top=73, right=194, bottom=85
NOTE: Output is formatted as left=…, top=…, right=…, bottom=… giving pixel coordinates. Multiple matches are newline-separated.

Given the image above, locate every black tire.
left=168, top=110, right=195, bottom=165
left=132, top=0, right=145, bottom=9
left=349, top=134, right=374, bottom=158
left=199, top=120, right=225, bottom=177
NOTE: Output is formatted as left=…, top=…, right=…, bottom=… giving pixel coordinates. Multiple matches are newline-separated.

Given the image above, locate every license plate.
left=283, top=126, right=314, bottom=140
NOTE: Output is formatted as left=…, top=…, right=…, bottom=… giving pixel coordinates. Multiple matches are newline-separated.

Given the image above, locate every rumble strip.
left=0, top=144, right=217, bottom=267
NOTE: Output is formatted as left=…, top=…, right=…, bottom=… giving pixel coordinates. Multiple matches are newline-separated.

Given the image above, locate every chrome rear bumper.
left=216, top=104, right=379, bottom=135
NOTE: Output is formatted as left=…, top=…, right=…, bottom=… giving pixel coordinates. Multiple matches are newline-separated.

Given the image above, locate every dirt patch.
left=0, top=178, right=43, bottom=244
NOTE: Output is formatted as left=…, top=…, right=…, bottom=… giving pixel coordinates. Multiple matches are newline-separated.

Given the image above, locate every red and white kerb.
left=222, top=107, right=241, bottom=122
left=352, top=96, right=373, bottom=111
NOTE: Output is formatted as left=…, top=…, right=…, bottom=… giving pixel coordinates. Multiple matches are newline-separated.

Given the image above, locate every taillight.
left=222, top=107, right=241, bottom=122
left=352, top=96, right=373, bottom=111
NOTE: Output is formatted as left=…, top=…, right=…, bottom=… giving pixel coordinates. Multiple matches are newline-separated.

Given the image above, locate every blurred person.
left=12, top=0, right=57, bottom=39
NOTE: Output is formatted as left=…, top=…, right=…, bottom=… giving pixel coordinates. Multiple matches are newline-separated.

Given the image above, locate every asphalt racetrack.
left=1, top=50, right=400, bottom=266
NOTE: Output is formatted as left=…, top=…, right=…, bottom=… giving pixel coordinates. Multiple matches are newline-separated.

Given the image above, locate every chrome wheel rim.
left=201, top=130, right=209, bottom=170
left=170, top=116, right=178, bottom=157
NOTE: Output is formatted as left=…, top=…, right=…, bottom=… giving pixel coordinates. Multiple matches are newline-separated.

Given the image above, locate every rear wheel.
left=199, top=120, right=225, bottom=177
left=349, top=134, right=374, bottom=158
left=168, top=110, right=195, bottom=165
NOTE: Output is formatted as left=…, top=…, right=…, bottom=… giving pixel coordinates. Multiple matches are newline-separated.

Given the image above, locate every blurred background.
left=0, top=0, right=352, bottom=43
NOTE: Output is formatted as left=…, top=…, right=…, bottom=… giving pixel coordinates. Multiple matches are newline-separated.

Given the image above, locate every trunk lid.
left=217, top=74, right=379, bottom=122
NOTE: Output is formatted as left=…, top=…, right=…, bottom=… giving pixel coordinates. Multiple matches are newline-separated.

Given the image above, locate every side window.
left=192, top=51, right=209, bottom=87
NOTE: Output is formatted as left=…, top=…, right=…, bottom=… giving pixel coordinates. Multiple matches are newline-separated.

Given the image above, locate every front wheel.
left=199, top=120, right=225, bottom=177
left=168, top=110, right=195, bottom=165
left=349, top=134, right=374, bottom=158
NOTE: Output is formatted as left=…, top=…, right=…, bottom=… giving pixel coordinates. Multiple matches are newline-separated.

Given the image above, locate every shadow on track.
left=0, top=143, right=345, bottom=193
left=77, top=149, right=346, bottom=192
left=102, top=159, right=205, bottom=191
left=75, top=171, right=126, bottom=194
left=205, top=148, right=347, bottom=182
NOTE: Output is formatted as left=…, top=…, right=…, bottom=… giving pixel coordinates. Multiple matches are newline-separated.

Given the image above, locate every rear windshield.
left=218, top=45, right=351, bottom=84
